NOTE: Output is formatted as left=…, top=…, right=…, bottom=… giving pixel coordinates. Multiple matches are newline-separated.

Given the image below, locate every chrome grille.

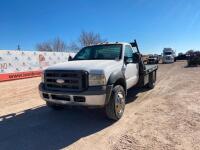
left=44, top=70, right=88, bottom=92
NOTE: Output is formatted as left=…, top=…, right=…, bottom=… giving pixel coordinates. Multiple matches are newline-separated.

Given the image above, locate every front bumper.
left=163, top=59, right=174, bottom=63
left=39, top=83, right=112, bottom=106
left=148, top=60, right=156, bottom=64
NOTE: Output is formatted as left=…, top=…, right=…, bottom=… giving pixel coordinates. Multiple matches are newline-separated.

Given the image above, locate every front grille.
left=44, top=70, right=88, bottom=92
left=149, top=59, right=155, bottom=62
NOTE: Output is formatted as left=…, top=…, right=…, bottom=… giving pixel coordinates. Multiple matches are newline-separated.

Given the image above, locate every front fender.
left=105, top=71, right=127, bottom=104
left=107, top=71, right=126, bottom=86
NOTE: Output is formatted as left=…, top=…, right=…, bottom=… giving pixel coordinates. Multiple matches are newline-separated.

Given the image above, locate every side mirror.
left=132, top=53, right=140, bottom=63
left=68, top=55, right=73, bottom=61
left=124, top=56, right=133, bottom=64
left=124, top=53, right=140, bottom=64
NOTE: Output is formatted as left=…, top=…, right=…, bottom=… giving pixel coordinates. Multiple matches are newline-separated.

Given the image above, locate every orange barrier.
left=0, top=71, right=42, bottom=82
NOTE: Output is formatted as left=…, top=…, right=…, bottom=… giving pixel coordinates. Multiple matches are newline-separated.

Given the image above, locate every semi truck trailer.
left=162, top=48, right=176, bottom=63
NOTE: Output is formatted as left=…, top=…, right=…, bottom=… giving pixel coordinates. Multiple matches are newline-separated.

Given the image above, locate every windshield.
left=164, top=52, right=172, bottom=55
left=73, top=44, right=122, bottom=60
left=149, top=55, right=154, bottom=58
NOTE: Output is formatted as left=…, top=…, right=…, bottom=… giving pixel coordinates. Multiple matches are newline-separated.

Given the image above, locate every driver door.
left=123, top=45, right=139, bottom=89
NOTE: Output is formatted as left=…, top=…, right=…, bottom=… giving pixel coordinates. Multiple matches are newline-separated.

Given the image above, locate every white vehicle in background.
left=162, top=48, right=176, bottom=63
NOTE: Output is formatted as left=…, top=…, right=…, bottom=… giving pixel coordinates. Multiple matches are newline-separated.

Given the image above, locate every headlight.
left=41, top=71, right=45, bottom=83
left=89, top=71, right=106, bottom=86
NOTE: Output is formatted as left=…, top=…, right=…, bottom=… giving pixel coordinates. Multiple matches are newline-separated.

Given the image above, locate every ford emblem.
left=56, top=79, right=65, bottom=84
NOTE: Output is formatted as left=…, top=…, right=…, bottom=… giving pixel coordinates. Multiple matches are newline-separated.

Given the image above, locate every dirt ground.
left=0, top=61, right=200, bottom=150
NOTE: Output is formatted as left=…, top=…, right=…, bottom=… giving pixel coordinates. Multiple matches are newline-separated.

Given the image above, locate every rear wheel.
left=105, top=85, right=126, bottom=121
left=46, top=102, right=64, bottom=110
left=147, top=71, right=156, bottom=89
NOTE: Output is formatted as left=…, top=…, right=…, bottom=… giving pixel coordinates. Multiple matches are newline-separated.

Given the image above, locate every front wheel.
left=147, top=71, right=156, bottom=89
left=105, top=85, right=126, bottom=121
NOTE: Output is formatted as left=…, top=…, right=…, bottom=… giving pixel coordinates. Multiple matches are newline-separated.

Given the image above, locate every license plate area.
left=51, top=94, right=71, bottom=101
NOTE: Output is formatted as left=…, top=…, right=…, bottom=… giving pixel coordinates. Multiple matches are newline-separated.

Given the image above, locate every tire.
left=174, top=58, right=176, bottom=62
left=105, top=85, right=126, bottom=121
left=147, top=71, right=156, bottom=89
left=46, top=102, right=64, bottom=110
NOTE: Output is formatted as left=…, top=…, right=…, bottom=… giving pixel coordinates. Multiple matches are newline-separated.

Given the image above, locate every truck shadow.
left=0, top=87, right=146, bottom=150
left=126, top=87, right=149, bottom=104
left=0, top=106, right=113, bottom=150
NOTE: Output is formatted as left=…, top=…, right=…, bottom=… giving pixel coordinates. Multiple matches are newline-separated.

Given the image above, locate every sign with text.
left=0, top=50, right=76, bottom=81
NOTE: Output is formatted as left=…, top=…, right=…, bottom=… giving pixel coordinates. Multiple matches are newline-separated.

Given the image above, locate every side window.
left=124, top=45, right=134, bottom=62
left=125, top=45, right=133, bottom=58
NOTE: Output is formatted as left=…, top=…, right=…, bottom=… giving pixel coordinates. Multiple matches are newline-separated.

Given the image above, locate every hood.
left=46, top=60, right=123, bottom=73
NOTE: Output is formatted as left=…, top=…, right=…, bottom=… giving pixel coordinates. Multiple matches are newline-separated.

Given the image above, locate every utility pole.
left=17, top=44, right=21, bottom=51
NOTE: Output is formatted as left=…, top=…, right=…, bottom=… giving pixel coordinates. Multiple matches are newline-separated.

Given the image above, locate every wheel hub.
left=115, top=92, right=125, bottom=117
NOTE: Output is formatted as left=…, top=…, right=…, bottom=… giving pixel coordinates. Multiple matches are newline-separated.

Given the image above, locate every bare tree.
left=36, top=32, right=107, bottom=52
left=67, top=41, right=80, bottom=52
left=79, top=31, right=106, bottom=47
left=36, top=37, right=67, bottom=52
left=53, top=38, right=67, bottom=52
left=36, top=42, right=53, bottom=52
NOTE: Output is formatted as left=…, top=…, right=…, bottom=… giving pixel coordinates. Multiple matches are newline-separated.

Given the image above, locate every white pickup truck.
left=39, top=40, right=158, bottom=120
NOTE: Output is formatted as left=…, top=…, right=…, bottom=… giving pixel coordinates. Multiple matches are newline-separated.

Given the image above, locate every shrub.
left=187, top=51, right=200, bottom=66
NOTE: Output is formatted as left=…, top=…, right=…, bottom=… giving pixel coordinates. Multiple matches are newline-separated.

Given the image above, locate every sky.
left=0, top=0, right=200, bottom=54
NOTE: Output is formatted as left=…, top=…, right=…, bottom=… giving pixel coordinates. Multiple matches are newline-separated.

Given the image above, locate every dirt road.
left=0, top=61, right=200, bottom=150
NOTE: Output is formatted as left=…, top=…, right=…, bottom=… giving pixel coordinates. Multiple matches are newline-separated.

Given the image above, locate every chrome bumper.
left=39, top=83, right=112, bottom=106
left=39, top=92, right=106, bottom=106
left=163, top=58, right=174, bottom=63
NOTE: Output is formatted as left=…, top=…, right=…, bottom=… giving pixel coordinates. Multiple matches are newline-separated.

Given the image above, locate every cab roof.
left=87, top=42, right=131, bottom=46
